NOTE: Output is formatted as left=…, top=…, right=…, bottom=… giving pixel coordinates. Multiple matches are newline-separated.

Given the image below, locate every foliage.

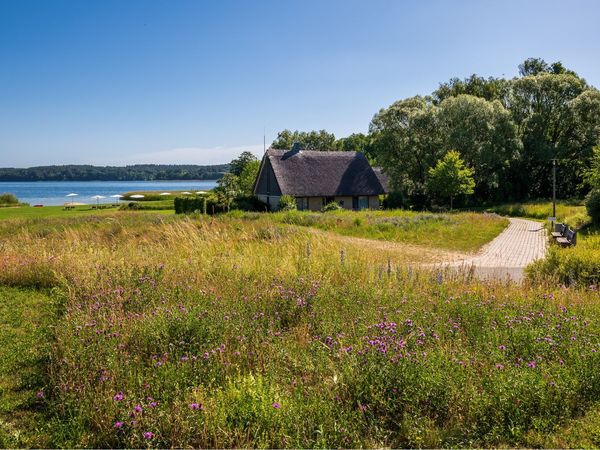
left=585, top=189, right=600, bottom=225
left=175, top=195, right=222, bottom=215
left=427, top=151, right=475, bottom=210
left=229, top=151, right=258, bottom=177
left=0, top=164, right=227, bottom=181
left=438, top=95, right=521, bottom=198
left=584, top=145, right=600, bottom=190
left=336, top=133, right=369, bottom=152
left=0, top=193, right=19, bottom=205
left=272, top=129, right=338, bottom=150
left=526, top=232, right=600, bottom=286
left=278, top=195, right=297, bottom=211
left=321, top=201, right=342, bottom=212
left=238, top=160, right=260, bottom=196
left=370, top=58, right=600, bottom=205
left=214, top=173, right=239, bottom=211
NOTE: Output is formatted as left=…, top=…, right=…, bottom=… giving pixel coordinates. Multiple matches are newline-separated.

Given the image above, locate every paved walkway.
left=445, top=218, right=548, bottom=281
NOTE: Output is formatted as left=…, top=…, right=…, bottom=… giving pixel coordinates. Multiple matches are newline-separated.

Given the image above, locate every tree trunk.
left=450, top=196, right=453, bottom=211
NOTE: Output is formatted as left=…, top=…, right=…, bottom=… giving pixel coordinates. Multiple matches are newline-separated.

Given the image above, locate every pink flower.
left=113, top=391, right=124, bottom=401
left=189, top=402, right=203, bottom=411
left=36, top=390, right=45, bottom=399
left=272, top=402, right=281, bottom=409
left=133, top=404, right=143, bottom=414
left=114, top=421, right=124, bottom=429
left=143, top=431, right=154, bottom=440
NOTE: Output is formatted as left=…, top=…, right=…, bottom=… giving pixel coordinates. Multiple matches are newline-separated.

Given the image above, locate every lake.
left=0, top=180, right=218, bottom=206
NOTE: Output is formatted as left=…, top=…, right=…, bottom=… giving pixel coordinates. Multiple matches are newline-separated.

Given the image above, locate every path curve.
left=443, top=217, right=547, bottom=281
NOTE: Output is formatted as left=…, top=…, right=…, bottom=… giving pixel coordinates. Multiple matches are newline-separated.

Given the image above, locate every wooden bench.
left=552, top=222, right=577, bottom=247
left=551, top=222, right=566, bottom=239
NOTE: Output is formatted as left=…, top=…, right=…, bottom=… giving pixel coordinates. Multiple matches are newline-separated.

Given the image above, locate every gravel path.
left=446, top=217, right=548, bottom=281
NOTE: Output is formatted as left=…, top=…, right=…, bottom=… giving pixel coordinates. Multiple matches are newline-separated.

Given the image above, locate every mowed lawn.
left=0, top=205, right=174, bottom=220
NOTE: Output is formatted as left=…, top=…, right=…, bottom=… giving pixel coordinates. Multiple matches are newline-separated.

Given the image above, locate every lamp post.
left=552, top=159, right=557, bottom=220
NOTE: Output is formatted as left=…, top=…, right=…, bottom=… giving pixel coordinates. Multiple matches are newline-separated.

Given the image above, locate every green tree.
left=238, top=160, right=261, bottom=196
left=433, top=74, right=510, bottom=106
left=336, top=133, right=369, bottom=152
left=369, top=96, right=443, bottom=207
left=509, top=72, right=596, bottom=197
left=427, top=151, right=475, bottom=210
left=438, top=94, right=521, bottom=200
left=272, top=129, right=337, bottom=150
left=584, top=145, right=600, bottom=189
left=214, top=172, right=239, bottom=211
left=229, top=151, right=258, bottom=176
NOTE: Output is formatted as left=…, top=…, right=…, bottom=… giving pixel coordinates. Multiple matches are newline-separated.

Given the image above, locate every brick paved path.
left=448, top=218, right=548, bottom=281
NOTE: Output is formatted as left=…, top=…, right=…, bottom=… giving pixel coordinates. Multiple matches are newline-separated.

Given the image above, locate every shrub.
left=585, top=189, right=600, bottom=225
left=0, top=193, right=19, bottom=205
left=321, top=201, right=341, bottom=212
left=232, top=195, right=268, bottom=212
left=526, top=235, right=600, bottom=286
left=278, top=195, right=297, bottom=211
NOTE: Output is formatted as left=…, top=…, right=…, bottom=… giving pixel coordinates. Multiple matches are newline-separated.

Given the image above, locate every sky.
left=1, top=0, right=599, bottom=167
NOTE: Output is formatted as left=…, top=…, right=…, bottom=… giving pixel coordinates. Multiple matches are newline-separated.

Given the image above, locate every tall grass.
left=0, top=212, right=598, bottom=447
left=484, top=200, right=589, bottom=229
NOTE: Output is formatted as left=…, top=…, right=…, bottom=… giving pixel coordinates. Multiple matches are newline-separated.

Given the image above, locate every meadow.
left=0, top=208, right=598, bottom=448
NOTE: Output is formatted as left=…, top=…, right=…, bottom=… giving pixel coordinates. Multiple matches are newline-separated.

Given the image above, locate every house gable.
left=253, top=155, right=282, bottom=196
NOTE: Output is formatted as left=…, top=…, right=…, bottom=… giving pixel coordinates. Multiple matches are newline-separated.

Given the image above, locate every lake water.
left=0, top=180, right=218, bottom=206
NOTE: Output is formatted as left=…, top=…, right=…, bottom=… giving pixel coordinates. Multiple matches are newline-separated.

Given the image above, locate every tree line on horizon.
left=0, top=164, right=229, bottom=182
left=270, top=58, right=600, bottom=208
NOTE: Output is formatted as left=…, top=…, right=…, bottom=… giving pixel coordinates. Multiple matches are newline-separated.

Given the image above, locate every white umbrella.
left=181, top=191, right=192, bottom=195
left=130, top=194, right=145, bottom=199
left=66, top=193, right=78, bottom=197
left=110, top=194, right=123, bottom=204
left=91, top=195, right=106, bottom=205
left=159, top=192, right=171, bottom=196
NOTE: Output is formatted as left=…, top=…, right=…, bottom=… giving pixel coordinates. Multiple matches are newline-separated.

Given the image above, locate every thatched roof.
left=259, top=148, right=389, bottom=197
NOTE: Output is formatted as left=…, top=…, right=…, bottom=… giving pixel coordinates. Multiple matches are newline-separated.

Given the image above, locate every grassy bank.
left=483, top=200, right=589, bottom=229
left=0, top=211, right=598, bottom=447
left=237, top=209, right=508, bottom=253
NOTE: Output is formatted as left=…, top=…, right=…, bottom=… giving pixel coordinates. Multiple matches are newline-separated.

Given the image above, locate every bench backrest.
left=565, top=228, right=576, bottom=243
left=555, top=222, right=566, bottom=234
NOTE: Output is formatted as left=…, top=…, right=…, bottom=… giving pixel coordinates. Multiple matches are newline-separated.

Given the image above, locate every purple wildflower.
left=114, top=421, right=124, bottom=429
left=133, top=404, right=143, bottom=414
left=113, top=391, right=124, bottom=401
left=527, top=361, right=537, bottom=368
left=143, top=431, right=154, bottom=440
left=36, top=390, right=45, bottom=399
left=498, top=345, right=506, bottom=351
left=272, top=402, right=281, bottom=409
left=189, top=402, right=203, bottom=411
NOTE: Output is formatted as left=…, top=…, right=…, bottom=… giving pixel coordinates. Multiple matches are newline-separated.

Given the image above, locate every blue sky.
left=1, top=0, right=599, bottom=167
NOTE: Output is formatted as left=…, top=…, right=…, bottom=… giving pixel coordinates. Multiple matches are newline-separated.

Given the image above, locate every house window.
left=296, top=197, right=308, bottom=211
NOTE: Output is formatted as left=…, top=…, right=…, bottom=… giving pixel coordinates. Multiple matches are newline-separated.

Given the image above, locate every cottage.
left=254, top=146, right=389, bottom=211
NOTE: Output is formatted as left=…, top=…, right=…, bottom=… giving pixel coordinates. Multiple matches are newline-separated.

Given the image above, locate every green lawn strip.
left=249, top=210, right=509, bottom=253
left=0, top=287, right=55, bottom=448
left=0, top=205, right=174, bottom=220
